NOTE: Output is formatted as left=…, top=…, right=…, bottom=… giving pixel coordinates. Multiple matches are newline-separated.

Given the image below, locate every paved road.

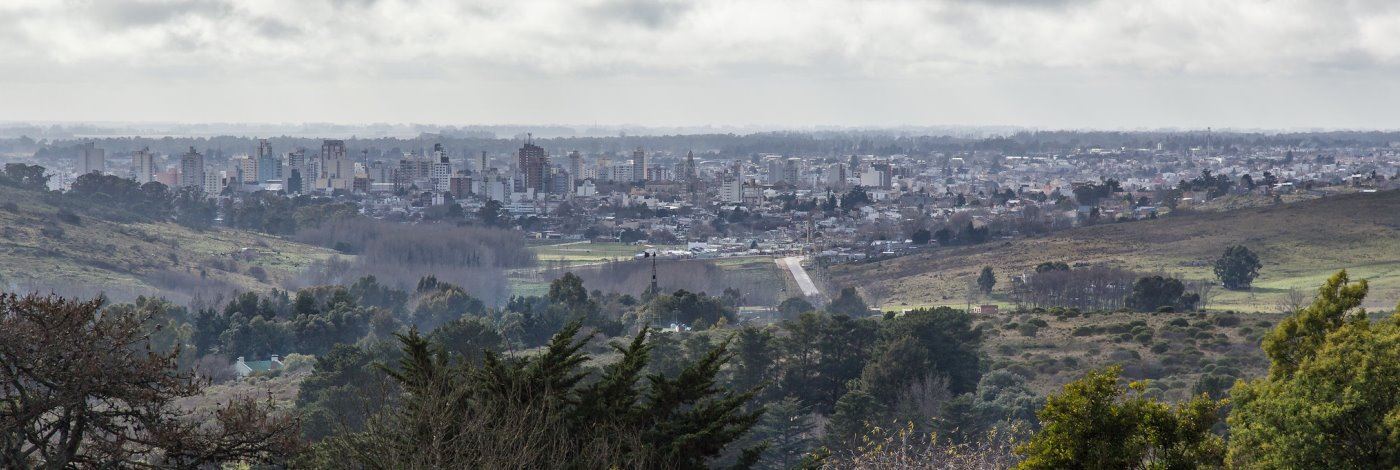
left=777, top=256, right=821, bottom=298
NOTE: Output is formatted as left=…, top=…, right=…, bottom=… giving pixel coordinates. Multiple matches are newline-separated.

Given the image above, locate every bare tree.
left=0, top=293, right=302, bottom=467
left=1277, top=287, right=1311, bottom=314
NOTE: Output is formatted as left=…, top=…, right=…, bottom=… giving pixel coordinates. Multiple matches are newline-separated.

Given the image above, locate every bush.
left=1, top=201, right=17, bottom=212
left=1150, top=342, right=1171, bottom=354
left=1071, top=326, right=1099, bottom=336
left=40, top=225, right=64, bottom=238
left=56, top=208, right=81, bottom=225
left=1213, top=315, right=1241, bottom=327
left=1018, top=323, right=1040, bottom=337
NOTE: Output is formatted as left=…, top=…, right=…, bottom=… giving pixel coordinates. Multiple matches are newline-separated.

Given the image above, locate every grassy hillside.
left=829, top=189, right=1400, bottom=311
left=0, top=185, right=337, bottom=302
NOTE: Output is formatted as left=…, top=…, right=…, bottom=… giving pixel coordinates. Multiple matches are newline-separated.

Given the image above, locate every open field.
left=0, top=185, right=338, bottom=301
left=512, top=242, right=795, bottom=305
left=830, top=190, right=1400, bottom=312
left=529, top=240, right=683, bottom=267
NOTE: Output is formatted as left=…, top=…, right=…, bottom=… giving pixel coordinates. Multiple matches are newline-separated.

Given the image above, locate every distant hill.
left=828, top=189, right=1400, bottom=311
left=0, top=184, right=336, bottom=303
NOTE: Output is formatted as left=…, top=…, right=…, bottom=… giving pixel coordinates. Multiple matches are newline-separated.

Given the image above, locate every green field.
left=529, top=241, right=683, bottom=266
left=511, top=242, right=796, bottom=304
left=831, top=190, right=1400, bottom=312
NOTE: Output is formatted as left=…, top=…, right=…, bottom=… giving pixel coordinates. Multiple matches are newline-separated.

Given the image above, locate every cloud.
left=1, top=0, right=1399, bottom=127
left=3, top=0, right=1398, bottom=78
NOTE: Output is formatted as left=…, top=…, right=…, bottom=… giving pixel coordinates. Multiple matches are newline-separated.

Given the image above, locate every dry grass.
left=831, top=190, right=1400, bottom=311
left=0, top=185, right=336, bottom=303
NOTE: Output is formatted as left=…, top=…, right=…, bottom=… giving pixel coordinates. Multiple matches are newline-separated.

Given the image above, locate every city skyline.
left=2, top=0, right=1399, bottom=129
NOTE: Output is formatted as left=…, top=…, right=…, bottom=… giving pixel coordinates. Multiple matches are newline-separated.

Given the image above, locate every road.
left=777, top=256, right=821, bottom=298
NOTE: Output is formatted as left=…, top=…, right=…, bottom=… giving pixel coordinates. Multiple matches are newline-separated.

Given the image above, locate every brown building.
left=518, top=138, right=550, bottom=193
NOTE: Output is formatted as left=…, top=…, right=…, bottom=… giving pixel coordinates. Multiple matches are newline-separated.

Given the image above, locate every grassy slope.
left=0, top=185, right=337, bottom=301
left=829, top=189, right=1400, bottom=311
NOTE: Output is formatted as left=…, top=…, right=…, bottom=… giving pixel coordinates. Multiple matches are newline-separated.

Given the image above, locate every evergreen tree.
left=1227, top=271, right=1400, bottom=468
left=1213, top=244, right=1262, bottom=290
left=828, top=287, right=870, bottom=317
left=977, top=266, right=997, bottom=295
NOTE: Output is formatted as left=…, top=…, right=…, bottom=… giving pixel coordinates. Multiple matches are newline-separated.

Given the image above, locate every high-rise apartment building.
left=517, top=137, right=550, bottom=193
left=179, top=147, right=204, bottom=189
left=431, top=143, right=452, bottom=193
left=78, top=142, right=105, bottom=175
left=631, top=147, right=647, bottom=182
left=567, top=150, right=583, bottom=178
left=255, top=139, right=280, bottom=182
left=131, top=147, right=156, bottom=184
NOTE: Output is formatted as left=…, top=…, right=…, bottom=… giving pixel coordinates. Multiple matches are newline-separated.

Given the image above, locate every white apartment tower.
left=131, top=147, right=156, bottom=184
left=78, top=142, right=105, bottom=175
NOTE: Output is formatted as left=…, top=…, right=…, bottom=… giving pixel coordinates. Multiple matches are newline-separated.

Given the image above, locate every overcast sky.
left=2, top=0, right=1399, bottom=130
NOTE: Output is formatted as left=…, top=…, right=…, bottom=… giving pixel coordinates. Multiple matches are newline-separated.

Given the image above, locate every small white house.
left=232, top=355, right=284, bottom=378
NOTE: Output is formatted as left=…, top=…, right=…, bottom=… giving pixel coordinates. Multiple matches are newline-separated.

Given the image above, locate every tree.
left=776, top=312, right=878, bottom=414
left=1, top=163, right=50, bottom=190
left=747, top=396, right=816, bottom=469
left=477, top=199, right=507, bottom=228
left=1227, top=271, right=1400, bottom=468
left=776, top=296, right=815, bottom=319
left=0, top=293, right=301, bottom=466
left=1123, top=275, right=1198, bottom=312
left=828, top=287, right=870, bottom=317
left=1213, top=244, right=1261, bottom=290
left=428, top=316, right=504, bottom=364
left=860, top=307, right=983, bottom=405
left=910, top=228, right=932, bottom=245
left=310, top=322, right=764, bottom=468
left=977, top=266, right=997, bottom=295
left=1014, top=366, right=1224, bottom=469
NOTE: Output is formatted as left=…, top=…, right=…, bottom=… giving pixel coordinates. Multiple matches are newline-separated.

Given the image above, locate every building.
left=398, top=153, right=431, bottom=189
left=431, top=144, right=452, bottom=193
left=203, top=170, right=224, bottom=195
left=783, top=158, right=801, bottom=186
left=679, top=151, right=697, bottom=181
left=131, top=147, right=156, bottom=184
left=235, top=156, right=258, bottom=184
left=609, top=161, right=634, bottom=183
left=719, top=177, right=744, bottom=204
left=232, top=355, right=284, bottom=378
left=179, top=147, right=204, bottom=189
left=315, top=139, right=353, bottom=191
left=566, top=150, right=583, bottom=178
left=631, top=147, right=647, bottom=182
left=78, top=142, right=105, bottom=175
left=518, top=137, right=550, bottom=194
left=255, top=139, right=280, bottom=183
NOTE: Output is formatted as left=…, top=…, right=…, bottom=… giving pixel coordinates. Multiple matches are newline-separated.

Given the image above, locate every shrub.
left=1213, top=315, right=1241, bottom=327
left=56, top=208, right=81, bottom=225
left=40, top=225, right=64, bottom=238
left=1018, top=323, right=1040, bottom=337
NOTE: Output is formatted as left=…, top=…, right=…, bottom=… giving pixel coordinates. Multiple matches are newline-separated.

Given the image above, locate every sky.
left=2, top=0, right=1400, bottom=130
